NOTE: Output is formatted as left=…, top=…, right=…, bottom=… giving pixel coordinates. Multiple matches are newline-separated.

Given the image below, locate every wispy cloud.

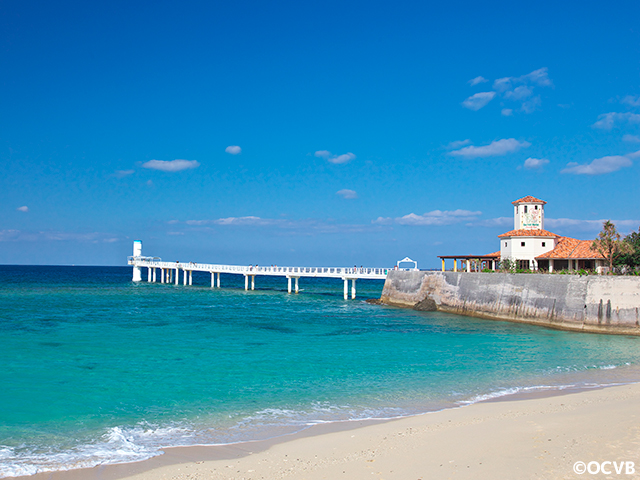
left=449, top=138, right=531, bottom=159
left=468, top=76, right=488, bottom=86
left=174, top=216, right=380, bottom=235
left=463, top=67, right=552, bottom=114
left=621, top=95, right=640, bottom=107
left=373, top=209, right=482, bottom=226
left=592, top=112, right=640, bottom=130
left=315, top=151, right=356, bottom=164
left=461, top=92, right=496, bottom=111
left=545, top=218, right=640, bottom=233
left=623, top=134, right=640, bottom=143
left=473, top=217, right=512, bottom=227
left=142, top=159, right=200, bottom=172
left=225, top=145, right=241, bottom=155
left=445, top=139, right=471, bottom=149
left=493, top=67, right=553, bottom=91
left=561, top=150, right=640, bottom=175
left=336, top=189, right=357, bottom=199
left=114, top=169, right=135, bottom=178
left=16, top=206, right=29, bottom=212
left=0, top=229, right=120, bottom=243
left=523, top=157, right=549, bottom=170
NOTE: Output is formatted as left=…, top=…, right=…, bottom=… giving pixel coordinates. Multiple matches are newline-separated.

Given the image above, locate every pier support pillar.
left=251, top=275, right=255, bottom=290
left=210, top=272, right=214, bottom=288
left=244, top=275, right=249, bottom=290
left=217, top=272, right=220, bottom=288
left=343, top=278, right=348, bottom=300
left=161, top=269, right=165, bottom=283
left=147, top=268, right=152, bottom=282
left=189, top=270, right=192, bottom=286
left=351, top=278, right=356, bottom=299
left=175, top=268, right=179, bottom=285
left=287, top=276, right=292, bottom=293
left=295, top=277, right=299, bottom=293
left=153, top=268, right=156, bottom=282
left=183, top=269, right=187, bottom=286
left=132, top=266, right=142, bottom=282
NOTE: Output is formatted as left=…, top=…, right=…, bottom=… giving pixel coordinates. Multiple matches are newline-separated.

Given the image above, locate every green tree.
left=592, top=220, right=632, bottom=269
left=616, top=226, right=640, bottom=267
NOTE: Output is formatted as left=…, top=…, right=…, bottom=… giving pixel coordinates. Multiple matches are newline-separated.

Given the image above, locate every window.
left=521, top=241, right=525, bottom=247
left=504, top=242, right=507, bottom=247
left=542, top=242, right=546, bottom=247
left=524, top=206, right=528, bottom=213
left=535, top=205, right=538, bottom=210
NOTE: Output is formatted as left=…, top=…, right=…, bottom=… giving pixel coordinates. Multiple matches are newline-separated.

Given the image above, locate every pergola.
left=437, top=253, right=500, bottom=272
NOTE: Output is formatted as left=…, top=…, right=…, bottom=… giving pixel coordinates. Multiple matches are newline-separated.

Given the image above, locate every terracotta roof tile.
left=569, top=240, right=605, bottom=259
left=512, top=195, right=547, bottom=205
left=536, top=238, right=605, bottom=260
left=536, top=237, right=579, bottom=259
left=498, top=229, right=560, bottom=238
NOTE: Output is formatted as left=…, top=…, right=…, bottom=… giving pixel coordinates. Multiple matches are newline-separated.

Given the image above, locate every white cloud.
left=545, top=217, right=640, bottom=232
left=561, top=151, right=638, bottom=175
left=623, top=134, right=640, bottom=143
left=462, top=91, right=496, bottom=111
left=16, top=206, right=28, bottom=212
left=504, top=85, right=533, bottom=101
left=523, top=157, right=549, bottom=170
left=592, top=112, right=640, bottom=130
left=0, top=229, right=119, bottom=243
left=474, top=217, right=512, bottom=227
left=315, top=150, right=356, bottom=164
left=522, top=67, right=553, bottom=87
left=336, top=189, right=357, bottom=199
left=373, top=209, right=482, bottom=226
left=114, top=169, right=135, bottom=178
left=621, top=95, right=640, bottom=107
left=225, top=145, right=241, bottom=155
left=142, top=159, right=200, bottom=172
left=449, top=138, right=531, bottom=159
left=446, top=139, right=471, bottom=149
left=471, top=67, right=552, bottom=115
left=187, top=216, right=283, bottom=227
left=174, top=216, right=382, bottom=235
left=521, top=95, right=542, bottom=114
left=468, top=76, right=488, bottom=86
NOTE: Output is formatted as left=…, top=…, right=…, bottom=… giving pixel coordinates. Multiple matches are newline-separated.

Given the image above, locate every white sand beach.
left=24, top=382, right=640, bottom=480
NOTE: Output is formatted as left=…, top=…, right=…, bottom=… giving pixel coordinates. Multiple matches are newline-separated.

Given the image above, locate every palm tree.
left=592, top=220, right=632, bottom=270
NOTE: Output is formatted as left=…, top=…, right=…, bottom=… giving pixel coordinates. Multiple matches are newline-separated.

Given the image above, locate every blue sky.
left=2, top=0, right=640, bottom=268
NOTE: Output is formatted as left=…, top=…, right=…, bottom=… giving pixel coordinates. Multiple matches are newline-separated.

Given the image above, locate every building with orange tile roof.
left=498, top=196, right=606, bottom=271
left=439, top=196, right=607, bottom=272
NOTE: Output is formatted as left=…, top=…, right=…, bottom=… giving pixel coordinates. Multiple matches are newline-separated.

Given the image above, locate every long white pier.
left=127, top=242, right=388, bottom=300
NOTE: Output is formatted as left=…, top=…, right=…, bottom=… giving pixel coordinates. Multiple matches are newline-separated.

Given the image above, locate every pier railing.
left=128, top=257, right=388, bottom=279
left=128, top=256, right=389, bottom=299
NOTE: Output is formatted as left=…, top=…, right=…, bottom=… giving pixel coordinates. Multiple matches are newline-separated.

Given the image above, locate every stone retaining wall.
left=380, top=271, right=640, bottom=334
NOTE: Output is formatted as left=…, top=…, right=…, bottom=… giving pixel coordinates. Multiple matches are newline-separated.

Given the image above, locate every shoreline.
left=15, top=381, right=640, bottom=480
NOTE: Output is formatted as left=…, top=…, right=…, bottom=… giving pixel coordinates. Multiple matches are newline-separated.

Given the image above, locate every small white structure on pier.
left=128, top=242, right=388, bottom=299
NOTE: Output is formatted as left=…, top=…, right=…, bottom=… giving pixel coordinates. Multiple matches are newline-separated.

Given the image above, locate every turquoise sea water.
left=2, top=265, right=640, bottom=477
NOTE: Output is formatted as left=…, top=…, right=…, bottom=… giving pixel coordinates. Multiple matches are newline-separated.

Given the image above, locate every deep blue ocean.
left=2, top=265, right=640, bottom=477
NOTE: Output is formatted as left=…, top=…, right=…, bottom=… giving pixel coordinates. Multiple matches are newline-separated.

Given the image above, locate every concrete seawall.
left=380, top=271, right=640, bottom=335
